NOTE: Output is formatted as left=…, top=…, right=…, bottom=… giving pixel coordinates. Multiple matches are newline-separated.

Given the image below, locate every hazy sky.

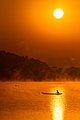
left=0, top=0, right=80, bottom=66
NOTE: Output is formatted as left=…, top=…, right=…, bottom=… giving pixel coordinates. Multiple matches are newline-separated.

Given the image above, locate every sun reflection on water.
left=50, top=89, right=65, bottom=120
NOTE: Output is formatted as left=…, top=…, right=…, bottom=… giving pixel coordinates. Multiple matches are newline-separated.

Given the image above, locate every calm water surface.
left=0, top=81, right=80, bottom=120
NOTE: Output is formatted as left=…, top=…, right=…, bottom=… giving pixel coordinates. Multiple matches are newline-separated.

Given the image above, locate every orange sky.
left=0, top=0, right=80, bottom=66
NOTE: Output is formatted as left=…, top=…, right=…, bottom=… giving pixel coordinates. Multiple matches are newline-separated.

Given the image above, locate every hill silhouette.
left=0, top=50, right=80, bottom=81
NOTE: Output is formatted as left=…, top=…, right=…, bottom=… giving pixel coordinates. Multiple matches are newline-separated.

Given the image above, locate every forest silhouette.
left=0, top=50, right=80, bottom=81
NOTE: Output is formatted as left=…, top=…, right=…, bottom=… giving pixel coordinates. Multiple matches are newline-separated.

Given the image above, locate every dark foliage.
left=0, top=51, right=50, bottom=81
left=0, top=50, right=80, bottom=81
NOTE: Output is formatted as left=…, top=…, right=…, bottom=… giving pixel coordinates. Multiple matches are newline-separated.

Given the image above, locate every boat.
left=41, top=92, right=62, bottom=95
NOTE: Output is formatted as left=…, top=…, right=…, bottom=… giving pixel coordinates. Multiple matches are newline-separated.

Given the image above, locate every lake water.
left=0, top=81, right=80, bottom=120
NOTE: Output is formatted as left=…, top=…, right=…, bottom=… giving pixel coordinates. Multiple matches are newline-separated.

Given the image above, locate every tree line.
left=0, top=50, right=80, bottom=81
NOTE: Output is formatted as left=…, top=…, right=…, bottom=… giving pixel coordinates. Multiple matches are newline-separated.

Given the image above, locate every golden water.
left=0, top=81, right=80, bottom=120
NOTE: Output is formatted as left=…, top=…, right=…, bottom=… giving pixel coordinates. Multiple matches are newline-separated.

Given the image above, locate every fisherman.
left=57, top=90, right=59, bottom=94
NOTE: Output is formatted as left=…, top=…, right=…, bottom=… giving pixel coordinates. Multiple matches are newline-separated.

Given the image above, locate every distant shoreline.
left=0, top=50, right=80, bottom=81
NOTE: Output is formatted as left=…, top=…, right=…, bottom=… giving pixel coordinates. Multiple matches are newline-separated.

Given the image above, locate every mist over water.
left=0, top=81, right=80, bottom=120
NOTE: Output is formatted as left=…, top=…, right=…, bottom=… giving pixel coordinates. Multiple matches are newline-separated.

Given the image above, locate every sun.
left=53, top=8, right=64, bottom=19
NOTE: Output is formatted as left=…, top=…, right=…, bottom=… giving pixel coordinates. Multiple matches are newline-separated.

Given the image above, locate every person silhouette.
left=57, top=90, right=59, bottom=94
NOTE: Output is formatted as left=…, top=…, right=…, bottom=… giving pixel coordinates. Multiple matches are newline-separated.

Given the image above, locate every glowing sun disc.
left=53, top=8, right=64, bottom=19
